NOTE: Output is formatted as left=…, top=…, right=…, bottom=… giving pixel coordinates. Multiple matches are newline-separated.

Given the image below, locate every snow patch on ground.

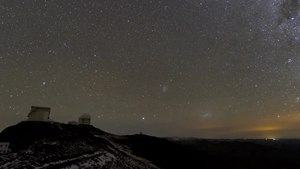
left=36, top=151, right=115, bottom=169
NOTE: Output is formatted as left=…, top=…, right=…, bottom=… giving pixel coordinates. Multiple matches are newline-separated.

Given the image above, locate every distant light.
left=142, top=117, right=145, bottom=120
left=265, top=138, right=278, bottom=141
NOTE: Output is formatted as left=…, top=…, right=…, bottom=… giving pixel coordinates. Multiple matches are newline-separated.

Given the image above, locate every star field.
left=1, top=0, right=300, bottom=138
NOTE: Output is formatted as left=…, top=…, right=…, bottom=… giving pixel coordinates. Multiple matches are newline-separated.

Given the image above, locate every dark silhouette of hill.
left=0, top=121, right=158, bottom=169
left=0, top=121, right=108, bottom=150
left=1, top=121, right=300, bottom=169
left=116, top=135, right=300, bottom=169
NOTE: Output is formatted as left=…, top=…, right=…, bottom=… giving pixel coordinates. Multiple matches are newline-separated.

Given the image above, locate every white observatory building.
left=78, top=113, right=91, bottom=125
left=27, top=106, right=51, bottom=121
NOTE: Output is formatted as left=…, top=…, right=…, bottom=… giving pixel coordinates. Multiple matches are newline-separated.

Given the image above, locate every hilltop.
left=0, top=121, right=157, bottom=169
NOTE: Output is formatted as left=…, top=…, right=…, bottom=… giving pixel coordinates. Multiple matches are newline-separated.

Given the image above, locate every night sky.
left=1, top=0, right=300, bottom=138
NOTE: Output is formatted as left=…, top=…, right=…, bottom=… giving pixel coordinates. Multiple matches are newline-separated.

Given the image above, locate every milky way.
left=1, top=0, right=300, bottom=138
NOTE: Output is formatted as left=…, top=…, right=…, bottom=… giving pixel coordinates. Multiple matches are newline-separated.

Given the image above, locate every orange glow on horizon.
left=253, top=126, right=283, bottom=132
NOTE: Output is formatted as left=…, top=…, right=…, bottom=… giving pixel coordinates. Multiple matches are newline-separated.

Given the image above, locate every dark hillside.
left=1, top=122, right=300, bottom=169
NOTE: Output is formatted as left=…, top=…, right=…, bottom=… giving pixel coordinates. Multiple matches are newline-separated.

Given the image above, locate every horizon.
left=2, top=114, right=300, bottom=140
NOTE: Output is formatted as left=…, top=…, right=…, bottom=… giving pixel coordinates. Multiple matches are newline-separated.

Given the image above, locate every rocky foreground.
left=0, top=122, right=158, bottom=169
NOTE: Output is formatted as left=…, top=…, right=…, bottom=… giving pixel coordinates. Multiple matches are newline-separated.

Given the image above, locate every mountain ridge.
left=2, top=121, right=300, bottom=169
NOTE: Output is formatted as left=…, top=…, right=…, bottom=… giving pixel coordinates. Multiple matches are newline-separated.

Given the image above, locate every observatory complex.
left=78, top=113, right=91, bottom=125
left=26, top=106, right=91, bottom=125
left=27, top=106, right=51, bottom=121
